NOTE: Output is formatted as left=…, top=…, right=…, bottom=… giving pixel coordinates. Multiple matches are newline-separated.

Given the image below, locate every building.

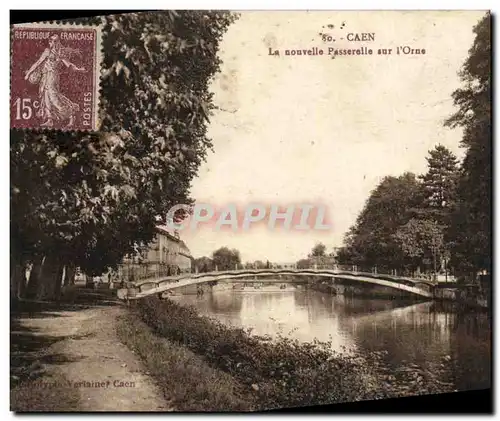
left=144, top=225, right=192, bottom=272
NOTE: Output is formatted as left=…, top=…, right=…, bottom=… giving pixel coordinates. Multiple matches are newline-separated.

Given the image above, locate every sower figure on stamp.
left=24, top=34, right=85, bottom=129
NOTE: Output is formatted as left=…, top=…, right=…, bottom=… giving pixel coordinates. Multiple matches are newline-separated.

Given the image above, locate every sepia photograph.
left=9, top=8, right=492, bottom=413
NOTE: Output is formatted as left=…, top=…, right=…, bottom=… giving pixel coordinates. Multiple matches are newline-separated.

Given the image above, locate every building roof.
left=155, top=225, right=192, bottom=257
left=155, top=225, right=180, bottom=240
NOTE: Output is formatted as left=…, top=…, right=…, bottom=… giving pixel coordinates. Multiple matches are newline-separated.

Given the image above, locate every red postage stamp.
left=10, top=22, right=102, bottom=131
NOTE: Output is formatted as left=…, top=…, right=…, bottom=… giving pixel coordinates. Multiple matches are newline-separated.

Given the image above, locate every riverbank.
left=11, top=289, right=467, bottom=412
left=10, top=292, right=170, bottom=412
left=123, top=296, right=457, bottom=411
left=433, top=285, right=490, bottom=310
left=307, top=278, right=490, bottom=311
left=116, top=311, right=254, bottom=411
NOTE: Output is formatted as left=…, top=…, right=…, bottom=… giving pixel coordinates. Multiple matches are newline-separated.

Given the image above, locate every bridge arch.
left=117, top=268, right=434, bottom=300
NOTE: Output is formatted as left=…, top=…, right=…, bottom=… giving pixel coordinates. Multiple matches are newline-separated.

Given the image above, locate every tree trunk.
left=10, top=254, right=26, bottom=301
left=69, top=268, right=76, bottom=285
left=54, top=264, right=64, bottom=301
left=36, top=255, right=63, bottom=301
left=26, top=255, right=44, bottom=299
left=63, top=262, right=76, bottom=286
left=18, top=267, right=28, bottom=298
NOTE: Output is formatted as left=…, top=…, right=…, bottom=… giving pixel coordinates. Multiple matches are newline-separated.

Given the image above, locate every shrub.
left=127, top=297, right=456, bottom=410
left=117, top=313, right=254, bottom=411
left=132, top=297, right=390, bottom=410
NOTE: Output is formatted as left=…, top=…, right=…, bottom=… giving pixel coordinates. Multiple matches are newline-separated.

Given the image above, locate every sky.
left=180, top=10, right=486, bottom=263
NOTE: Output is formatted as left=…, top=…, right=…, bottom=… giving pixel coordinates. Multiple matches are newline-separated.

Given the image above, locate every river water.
left=170, top=284, right=491, bottom=392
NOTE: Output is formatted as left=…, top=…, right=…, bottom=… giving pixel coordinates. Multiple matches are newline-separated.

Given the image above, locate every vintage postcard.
left=10, top=10, right=491, bottom=413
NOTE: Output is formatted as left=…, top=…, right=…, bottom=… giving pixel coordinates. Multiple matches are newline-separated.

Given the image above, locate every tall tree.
left=310, top=242, right=326, bottom=258
left=336, top=173, right=422, bottom=270
left=418, top=145, right=459, bottom=224
left=393, top=218, right=444, bottom=275
left=445, top=13, right=491, bottom=275
left=194, top=256, right=214, bottom=273
left=392, top=145, right=459, bottom=274
left=212, top=247, right=241, bottom=271
left=10, top=11, right=238, bottom=300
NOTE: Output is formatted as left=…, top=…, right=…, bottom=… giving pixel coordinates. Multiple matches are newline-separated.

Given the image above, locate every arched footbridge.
left=116, top=268, right=435, bottom=300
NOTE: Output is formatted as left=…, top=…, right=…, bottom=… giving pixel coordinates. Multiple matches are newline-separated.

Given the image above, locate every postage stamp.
left=10, top=22, right=102, bottom=132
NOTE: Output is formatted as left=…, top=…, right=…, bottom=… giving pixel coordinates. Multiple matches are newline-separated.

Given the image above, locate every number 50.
left=13, top=98, right=39, bottom=120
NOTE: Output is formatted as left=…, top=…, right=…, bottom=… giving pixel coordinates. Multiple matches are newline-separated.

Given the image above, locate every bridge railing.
left=121, top=265, right=436, bottom=295
left=115, top=261, right=437, bottom=283
left=310, top=266, right=432, bottom=288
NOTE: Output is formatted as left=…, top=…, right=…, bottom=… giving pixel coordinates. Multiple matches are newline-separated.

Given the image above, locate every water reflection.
left=170, top=286, right=491, bottom=391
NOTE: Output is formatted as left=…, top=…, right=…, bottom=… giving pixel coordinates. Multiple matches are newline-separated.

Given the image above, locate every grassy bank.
left=120, top=297, right=376, bottom=410
left=118, top=296, right=457, bottom=411
left=116, top=312, right=255, bottom=411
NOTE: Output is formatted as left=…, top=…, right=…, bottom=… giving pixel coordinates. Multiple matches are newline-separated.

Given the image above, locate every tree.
left=253, top=260, right=266, bottom=269
left=10, top=11, right=238, bottom=300
left=212, top=247, right=241, bottom=271
left=445, top=13, right=491, bottom=276
left=335, top=245, right=353, bottom=266
left=393, top=218, right=445, bottom=276
left=391, top=145, right=459, bottom=276
left=418, top=145, right=459, bottom=224
left=194, top=256, right=214, bottom=273
left=296, top=258, right=311, bottom=269
left=310, top=242, right=326, bottom=258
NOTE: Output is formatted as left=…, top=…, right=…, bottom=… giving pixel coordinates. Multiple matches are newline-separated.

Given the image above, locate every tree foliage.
left=337, top=148, right=459, bottom=275
left=418, top=144, right=458, bottom=224
left=10, top=11, right=238, bottom=299
left=445, top=13, right=491, bottom=274
left=253, top=260, right=266, bottom=269
left=296, top=259, right=311, bottom=269
left=336, top=173, right=422, bottom=270
left=194, top=256, right=214, bottom=273
left=212, top=247, right=242, bottom=271
left=393, top=218, right=444, bottom=270
left=336, top=14, right=491, bottom=280
left=309, top=242, right=326, bottom=258
left=405, top=145, right=459, bottom=272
